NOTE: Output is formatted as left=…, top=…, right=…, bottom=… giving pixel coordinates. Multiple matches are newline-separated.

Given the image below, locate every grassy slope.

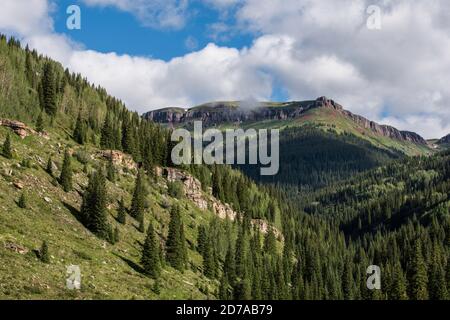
left=0, top=126, right=221, bottom=300
left=232, top=106, right=432, bottom=156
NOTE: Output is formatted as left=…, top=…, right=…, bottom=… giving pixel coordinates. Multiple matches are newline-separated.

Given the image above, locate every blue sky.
left=0, top=0, right=449, bottom=138
left=53, top=1, right=251, bottom=60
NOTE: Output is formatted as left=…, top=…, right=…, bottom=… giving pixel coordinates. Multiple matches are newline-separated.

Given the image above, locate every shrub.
left=167, top=181, right=184, bottom=198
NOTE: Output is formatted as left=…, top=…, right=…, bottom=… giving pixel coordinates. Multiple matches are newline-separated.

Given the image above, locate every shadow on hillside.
left=63, top=202, right=84, bottom=225
left=113, top=253, right=145, bottom=275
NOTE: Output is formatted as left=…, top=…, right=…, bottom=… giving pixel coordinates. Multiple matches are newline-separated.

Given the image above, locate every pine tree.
left=197, top=225, right=207, bottom=256
left=100, top=115, right=114, bottom=149
left=224, top=243, right=236, bottom=284
left=430, top=261, right=448, bottom=300
left=2, top=133, right=12, bottom=159
left=40, top=241, right=50, bottom=263
left=409, top=242, right=429, bottom=300
left=219, top=275, right=231, bottom=300
left=166, top=205, right=186, bottom=271
left=59, top=150, right=73, bottom=192
left=391, top=261, right=408, bottom=300
left=117, top=198, right=127, bottom=224
left=36, top=111, right=44, bottom=133
left=113, top=227, right=120, bottom=244
left=73, top=111, right=86, bottom=144
left=18, top=192, right=27, bottom=209
left=130, top=170, right=145, bottom=220
left=138, top=214, right=145, bottom=233
left=46, top=156, right=53, bottom=176
left=80, top=169, right=111, bottom=241
left=106, top=154, right=116, bottom=182
left=42, top=62, right=57, bottom=116
left=263, top=229, right=277, bottom=257
left=141, top=223, right=161, bottom=278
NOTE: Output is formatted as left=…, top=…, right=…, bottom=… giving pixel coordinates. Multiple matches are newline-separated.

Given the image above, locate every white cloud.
left=82, top=0, right=189, bottom=29
left=0, top=0, right=53, bottom=35
left=1, top=0, right=449, bottom=138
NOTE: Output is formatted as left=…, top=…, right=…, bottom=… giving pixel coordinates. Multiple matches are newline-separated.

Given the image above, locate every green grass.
left=0, top=127, right=222, bottom=300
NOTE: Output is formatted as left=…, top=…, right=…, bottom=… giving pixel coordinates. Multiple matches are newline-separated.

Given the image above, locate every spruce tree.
left=106, top=155, right=116, bottom=182
left=18, top=192, right=27, bottom=209
left=263, top=229, right=277, bottom=257
left=59, top=149, right=73, bottom=192
left=42, top=62, right=57, bottom=116
left=392, top=261, right=408, bottom=300
left=219, top=275, right=231, bottom=300
left=46, top=156, right=53, bottom=176
left=73, top=111, right=85, bottom=144
left=130, top=170, right=145, bottom=220
left=36, top=111, right=44, bottom=133
left=100, top=115, right=114, bottom=149
left=166, top=205, right=186, bottom=271
left=117, top=198, right=127, bottom=224
left=40, top=241, right=50, bottom=263
left=2, top=133, right=12, bottom=159
left=141, top=223, right=161, bottom=278
left=113, top=227, right=120, bottom=244
left=80, top=168, right=111, bottom=241
left=409, top=242, right=429, bottom=300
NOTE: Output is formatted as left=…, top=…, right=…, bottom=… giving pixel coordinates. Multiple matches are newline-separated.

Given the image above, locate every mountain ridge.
left=143, top=97, right=428, bottom=146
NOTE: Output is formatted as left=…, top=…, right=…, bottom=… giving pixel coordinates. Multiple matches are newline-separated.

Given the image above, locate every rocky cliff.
left=438, top=134, right=450, bottom=145
left=159, top=167, right=283, bottom=240
left=143, top=97, right=428, bottom=145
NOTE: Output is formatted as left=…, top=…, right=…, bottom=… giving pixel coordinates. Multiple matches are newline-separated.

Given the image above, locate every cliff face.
left=438, top=134, right=450, bottom=144
left=143, top=97, right=428, bottom=145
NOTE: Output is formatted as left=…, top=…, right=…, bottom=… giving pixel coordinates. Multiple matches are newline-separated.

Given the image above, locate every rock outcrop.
left=159, top=167, right=283, bottom=239
left=144, top=97, right=428, bottom=145
left=98, top=150, right=137, bottom=171
left=438, top=134, right=450, bottom=145
left=0, top=118, right=36, bottom=139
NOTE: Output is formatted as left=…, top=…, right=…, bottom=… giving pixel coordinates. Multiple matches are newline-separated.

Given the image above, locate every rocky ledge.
left=143, top=97, right=428, bottom=145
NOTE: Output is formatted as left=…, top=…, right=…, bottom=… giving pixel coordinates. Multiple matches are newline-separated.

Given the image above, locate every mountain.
left=1, top=34, right=449, bottom=301
left=144, top=97, right=430, bottom=156
left=438, top=134, right=450, bottom=148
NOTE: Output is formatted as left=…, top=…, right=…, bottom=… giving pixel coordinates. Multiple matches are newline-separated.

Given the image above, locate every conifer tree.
left=73, top=111, right=86, bottom=144
left=391, top=261, right=408, bottom=300
left=59, top=149, right=73, bottom=192
left=106, top=155, right=116, bottom=182
left=18, top=192, right=27, bottom=209
left=409, top=242, right=429, bottom=300
left=80, top=168, right=111, bottom=241
left=36, top=111, right=44, bottom=133
left=114, top=227, right=120, bottom=244
left=219, top=275, right=231, bottom=300
left=121, top=115, right=135, bottom=155
left=263, top=229, right=277, bottom=257
left=130, top=170, right=145, bottom=220
left=166, top=205, right=187, bottom=271
left=141, top=223, right=161, bottom=278
left=46, top=156, right=53, bottom=176
left=40, top=241, right=50, bottom=263
left=2, top=133, right=12, bottom=159
left=224, top=243, right=236, bottom=284
left=100, top=115, right=114, bottom=149
left=117, top=198, right=127, bottom=224
left=197, top=225, right=207, bottom=256
left=42, top=62, right=57, bottom=116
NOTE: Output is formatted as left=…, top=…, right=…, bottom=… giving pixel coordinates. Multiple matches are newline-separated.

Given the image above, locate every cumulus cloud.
left=1, top=0, right=449, bottom=138
left=82, top=0, right=189, bottom=29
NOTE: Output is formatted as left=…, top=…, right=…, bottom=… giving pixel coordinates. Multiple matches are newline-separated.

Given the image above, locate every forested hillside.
left=0, top=34, right=449, bottom=300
